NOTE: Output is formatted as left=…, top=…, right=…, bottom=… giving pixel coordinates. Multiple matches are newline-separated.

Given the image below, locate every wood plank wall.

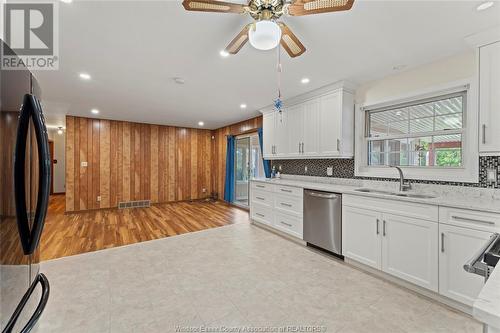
left=212, top=116, right=262, bottom=200
left=65, top=116, right=213, bottom=212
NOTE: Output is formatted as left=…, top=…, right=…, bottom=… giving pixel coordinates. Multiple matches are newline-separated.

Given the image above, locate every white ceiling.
left=34, top=0, right=500, bottom=129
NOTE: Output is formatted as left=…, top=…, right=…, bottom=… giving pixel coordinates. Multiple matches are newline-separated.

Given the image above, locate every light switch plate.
left=327, top=167, right=333, bottom=176
left=81, top=161, right=88, bottom=167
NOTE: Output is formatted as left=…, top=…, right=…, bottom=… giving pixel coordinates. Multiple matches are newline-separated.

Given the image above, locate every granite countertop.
left=473, top=265, right=500, bottom=329
left=251, top=177, right=500, bottom=214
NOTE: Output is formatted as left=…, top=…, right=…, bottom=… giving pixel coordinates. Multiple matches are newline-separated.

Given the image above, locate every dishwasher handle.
left=306, top=191, right=339, bottom=200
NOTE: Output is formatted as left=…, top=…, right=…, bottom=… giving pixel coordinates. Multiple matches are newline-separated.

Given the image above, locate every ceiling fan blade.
left=224, top=24, right=252, bottom=54
left=279, top=23, right=306, bottom=58
left=182, top=0, right=247, bottom=14
left=288, top=0, right=354, bottom=16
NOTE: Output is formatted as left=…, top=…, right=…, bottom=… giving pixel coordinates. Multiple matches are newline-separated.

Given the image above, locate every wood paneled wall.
left=212, top=116, right=262, bottom=200
left=65, top=116, right=213, bottom=212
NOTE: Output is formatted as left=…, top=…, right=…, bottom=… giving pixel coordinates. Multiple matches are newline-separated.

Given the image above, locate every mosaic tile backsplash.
left=271, top=156, right=500, bottom=189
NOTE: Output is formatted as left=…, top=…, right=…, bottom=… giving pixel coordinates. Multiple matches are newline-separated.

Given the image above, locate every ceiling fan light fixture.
left=248, top=20, right=282, bottom=51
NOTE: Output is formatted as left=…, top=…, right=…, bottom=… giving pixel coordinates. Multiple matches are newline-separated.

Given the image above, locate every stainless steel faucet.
left=391, top=166, right=412, bottom=192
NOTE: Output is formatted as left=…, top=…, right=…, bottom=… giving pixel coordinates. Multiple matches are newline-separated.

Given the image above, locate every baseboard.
left=345, top=258, right=473, bottom=316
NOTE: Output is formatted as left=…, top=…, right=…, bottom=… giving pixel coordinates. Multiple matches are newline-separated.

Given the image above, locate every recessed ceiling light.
left=220, top=50, right=229, bottom=57
left=173, top=77, right=185, bottom=85
left=301, top=78, right=310, bottom=84
left=91, top=109, right=99, bottom=114
left=198, top=121, right=204, bottom=127
left=240, top=104, right=247, bottom=109
left=79, top=73, right=91, bottom=80
left=477, top=1, right=494, bottom=11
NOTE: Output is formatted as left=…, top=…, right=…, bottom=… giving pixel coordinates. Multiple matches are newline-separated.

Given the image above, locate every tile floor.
left=37, top=223, right=481, bottom=333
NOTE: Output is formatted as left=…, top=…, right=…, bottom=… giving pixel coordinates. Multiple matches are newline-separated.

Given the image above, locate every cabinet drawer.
left=250, top=189, right=273, bottom=207
left=439, top=206, right=500, bottom=232
left=251, top=204, right=273, bottom=226
left=343, top=194, right=438, bottom=222
left=274, top=193, right=303, bottom=216
left=274, top=185, right=303, bottom=198
left=274, top=212, right=303, bottom=239
left=251, top=182, right=274, bottom=192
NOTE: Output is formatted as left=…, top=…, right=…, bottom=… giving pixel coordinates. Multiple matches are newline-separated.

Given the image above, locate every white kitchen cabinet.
left=382, top=213, right=438, bottom=292
left=260, top=86, right=354, bottom=159
left=439, top=223, right=493, bottom=306
left=262, top=112, right=275, bottom=158
left=342, top=205, right=382, bottom=270
left=479, top=41, right=500, bottom=154
left=274, top=111, right=288, bottom=158
left=343, top=195, right=438, bottom=292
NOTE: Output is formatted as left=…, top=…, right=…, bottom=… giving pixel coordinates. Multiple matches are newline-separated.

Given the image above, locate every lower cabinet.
left=250, top=182, right=303, bottom=239
left=343, top=203, right=439, bottom=292
left=439, top=224, right=493, bottom=306
left=342, top=206, right=382, bottom=270
left=382, top=214, right=438, bottom=292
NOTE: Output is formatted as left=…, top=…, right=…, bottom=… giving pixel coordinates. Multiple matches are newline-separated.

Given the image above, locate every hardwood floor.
left=40, top=195, right=250, bottom=261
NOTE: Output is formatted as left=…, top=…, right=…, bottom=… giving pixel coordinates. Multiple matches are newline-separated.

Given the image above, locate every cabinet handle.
left=280, top=202, right=292, bottom=207
left=451, top=215, right=495, bottom=226
left=482, top=124, right=486, bottom=144
left=275, top=146, right=277, bottom=154
left=256, top=213, right=265, bottom=218
left=376, top=219, right=379, bottom=235
left=256, top=185, right=265, bottom=188
left=256, top=197, right=265, bottom=201
left=302, top=142, right=305, bottom=154
left=337, top=139, right=340, bottom=151
left=280, top=189, right=292, bottom=193
left=441, top=232, right=445, bottom=253
left=280, top=221, right=292, bottom=227
left=383, top=220, right=386, bottom=236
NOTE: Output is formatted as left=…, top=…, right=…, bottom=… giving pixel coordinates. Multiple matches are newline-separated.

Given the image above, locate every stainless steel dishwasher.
left=304, top=189, right=342, bottom=256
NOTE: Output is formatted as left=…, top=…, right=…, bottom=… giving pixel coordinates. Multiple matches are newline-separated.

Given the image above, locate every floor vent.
left=118, top=200, right=151, bottom=209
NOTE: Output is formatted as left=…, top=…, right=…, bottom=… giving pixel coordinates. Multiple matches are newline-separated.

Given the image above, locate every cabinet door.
left=302, top=100, right=320, bottom=156
left=381, top=214, right=438, bottom=292
left=262, top=112, right=275, bottom=158
left=479, top=41, right=500, bottom=153
left=342, top=206, right=382, bottom=270
left=274, top=111, right=288, bottom=157
left=287, top=104, right=304, bottom=158
left=319, top=92, right=342, bottom=156
left=439, top=224, right=493, bottom=305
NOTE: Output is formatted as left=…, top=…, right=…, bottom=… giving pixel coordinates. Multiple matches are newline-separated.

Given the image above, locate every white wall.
left=48, top=129, right=66, bottom=193
left=355, top=51, right=476, bottom=106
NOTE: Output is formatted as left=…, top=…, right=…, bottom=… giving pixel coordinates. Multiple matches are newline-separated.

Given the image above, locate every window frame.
left=355, top=80, right=479, bottom=183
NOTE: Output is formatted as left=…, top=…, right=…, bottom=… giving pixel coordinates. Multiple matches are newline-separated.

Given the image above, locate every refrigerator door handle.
left=2, top=273, right=50, bottom=333
left=28, top=95, right=51, bottom=254
left=13, top=94, right=51, bottom=255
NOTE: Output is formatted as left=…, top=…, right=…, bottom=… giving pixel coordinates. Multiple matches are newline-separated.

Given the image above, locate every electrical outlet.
left=327, top=167, right=333, bottom=176
left=486, top=168, right=498, bottom=185
left=304, top=166, right=308, bottom=173
left=81, top=161, right=88, bottom=167
left=202, top=188, right=207, bottom=193
left=97, top=196, right=101, bottom=202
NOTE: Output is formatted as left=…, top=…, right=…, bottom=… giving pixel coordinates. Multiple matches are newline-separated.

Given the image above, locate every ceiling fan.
left=182, top=0, right=355, bottom=58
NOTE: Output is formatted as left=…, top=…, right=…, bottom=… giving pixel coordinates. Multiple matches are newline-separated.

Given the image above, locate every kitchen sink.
left=354, top=188, right=437, bottom=199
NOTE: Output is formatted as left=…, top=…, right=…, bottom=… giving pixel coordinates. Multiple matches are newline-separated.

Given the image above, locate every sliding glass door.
left=234, top=134, right=263, bottom=208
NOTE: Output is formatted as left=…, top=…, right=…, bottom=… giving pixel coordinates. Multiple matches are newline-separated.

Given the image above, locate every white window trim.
left=355, top=79, right=479, bottom=183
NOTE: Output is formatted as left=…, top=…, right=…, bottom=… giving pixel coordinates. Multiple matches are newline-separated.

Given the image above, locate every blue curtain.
left=224, top=135, right=235, bottom=202
left=258, top=128, right=272, bottom=178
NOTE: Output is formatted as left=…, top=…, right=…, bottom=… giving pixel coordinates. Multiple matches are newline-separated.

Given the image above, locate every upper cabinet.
left=479, top=41, right=500, bottom=154
left=262, top=86, right=354, bottom=159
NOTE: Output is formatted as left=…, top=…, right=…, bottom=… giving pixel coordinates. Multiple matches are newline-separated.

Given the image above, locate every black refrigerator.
left=0, top=41, right=51, bottom=332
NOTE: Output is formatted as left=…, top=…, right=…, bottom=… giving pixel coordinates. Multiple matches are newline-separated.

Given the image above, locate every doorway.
left=234, top=133, right=264, bottom=208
